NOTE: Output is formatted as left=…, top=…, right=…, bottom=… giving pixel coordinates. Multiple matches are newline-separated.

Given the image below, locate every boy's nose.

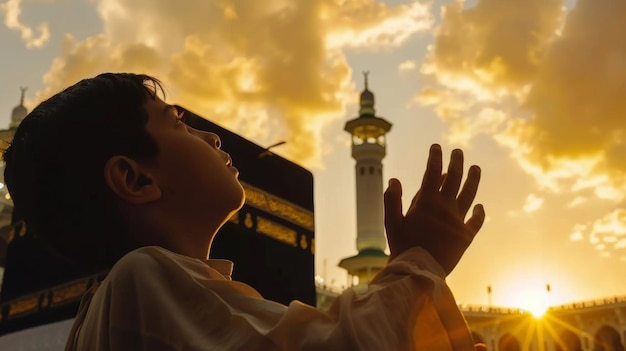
left=206, top=132, right=221, bottom=149
left=191, top=129, right=221, bottom=149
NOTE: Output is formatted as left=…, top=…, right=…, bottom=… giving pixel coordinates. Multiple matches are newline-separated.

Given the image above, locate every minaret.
left=339, top=72, right=392, bottom=293
left=10, top=87, right=28, bottom=129
left=0, top=88, right=28, bottom=203
left=0, top=88, right=28, bottom=250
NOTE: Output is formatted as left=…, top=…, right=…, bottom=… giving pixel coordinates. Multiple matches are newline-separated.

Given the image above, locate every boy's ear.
left=104, top=155, right=162, bottom=205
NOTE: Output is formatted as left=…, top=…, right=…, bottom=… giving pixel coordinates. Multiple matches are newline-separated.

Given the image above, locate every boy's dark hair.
left=3, top=73, right=163, bottom=268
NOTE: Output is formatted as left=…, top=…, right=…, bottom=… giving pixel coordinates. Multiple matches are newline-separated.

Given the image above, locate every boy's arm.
left=266, top=144, right=486, bottom=350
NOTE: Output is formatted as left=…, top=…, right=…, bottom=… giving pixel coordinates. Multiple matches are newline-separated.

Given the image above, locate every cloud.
left=522, top=194, right=544, bottom=213
left=38, top=34, right=162, bottom=99
left=0, top=0, right=50, bottom=48
left=516, top=0, right=626, bottom=198
left=421, top=0, right=626, bottom=202
left=325, top=0, right=432, bottom=49
left=448, top=107, right=506, bottom=146
left=506, top=193, right=544, bottom=217
left=566, top=196, right=587, bottom=208
left=398, top=60, right=417, bottom=72
left=574, top=208, right=626, bottom=257
left=423, top=0, right=564, bottom=97
left=569, top=227, right=583, bottom=241
left=417, top=0, right=626, bottom=260
left=33, top=0, right=432, bottom=166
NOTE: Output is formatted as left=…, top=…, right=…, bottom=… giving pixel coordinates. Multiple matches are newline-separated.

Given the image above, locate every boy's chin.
left=235, top=192, right=246, bottom=210
left=225, top=186, right=246, bottom=212
left=236, top=183, right=246, bottom=204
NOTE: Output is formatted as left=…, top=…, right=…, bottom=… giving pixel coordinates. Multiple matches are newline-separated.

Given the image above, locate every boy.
left=4, top=73, right=486, bottom=350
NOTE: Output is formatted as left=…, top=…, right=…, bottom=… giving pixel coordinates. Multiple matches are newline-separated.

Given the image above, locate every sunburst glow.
left=516, top=289, right=550, bottom=319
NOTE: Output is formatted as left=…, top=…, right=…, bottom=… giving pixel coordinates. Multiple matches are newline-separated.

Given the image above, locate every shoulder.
left=112, top=246, right=171, bottom=272
left=105, top=246, right=182, bottom=288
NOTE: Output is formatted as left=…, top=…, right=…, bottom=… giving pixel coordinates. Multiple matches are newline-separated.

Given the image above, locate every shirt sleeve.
left=265, top=246, right=476, bottom=351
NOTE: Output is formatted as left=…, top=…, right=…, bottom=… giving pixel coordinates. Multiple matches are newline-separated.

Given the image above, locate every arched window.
left=554, top=330, right=582, bottom=351
left=594, top=325, right=624, bottom=351
left=499, top=333, right=521, bottom=351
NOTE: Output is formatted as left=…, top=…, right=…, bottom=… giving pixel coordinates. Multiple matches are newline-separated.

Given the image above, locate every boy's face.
left=141, top=97, right=245, bottom=227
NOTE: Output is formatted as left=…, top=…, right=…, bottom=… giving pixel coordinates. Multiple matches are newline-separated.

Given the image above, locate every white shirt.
left=65, top=246, right=475, bottom=350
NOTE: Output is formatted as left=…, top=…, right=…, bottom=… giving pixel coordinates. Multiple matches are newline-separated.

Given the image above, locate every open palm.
left=384, top=144, right=485, bottom=275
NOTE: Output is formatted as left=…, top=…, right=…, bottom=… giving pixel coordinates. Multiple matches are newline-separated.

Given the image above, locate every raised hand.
left=384, top=144, right=485, bottom=275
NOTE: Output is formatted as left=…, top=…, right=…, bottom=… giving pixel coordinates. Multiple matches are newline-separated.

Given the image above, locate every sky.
left=1, top=0, right=625, bottom=312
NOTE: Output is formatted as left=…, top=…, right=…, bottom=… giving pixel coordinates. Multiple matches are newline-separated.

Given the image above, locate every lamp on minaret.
left=339, top=71, right=392, bottom=294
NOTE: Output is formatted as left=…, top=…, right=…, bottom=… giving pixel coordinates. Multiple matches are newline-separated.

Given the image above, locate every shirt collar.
left=204, top=259, right=234, bottom=280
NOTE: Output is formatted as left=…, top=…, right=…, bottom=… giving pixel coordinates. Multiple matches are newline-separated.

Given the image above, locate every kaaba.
left=0, top=107, right=316, bottom=335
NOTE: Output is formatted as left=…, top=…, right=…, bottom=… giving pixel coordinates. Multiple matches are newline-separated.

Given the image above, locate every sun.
left=526, top=301, right=548, bottom=319
left=517, top=289, right=549, bottom=319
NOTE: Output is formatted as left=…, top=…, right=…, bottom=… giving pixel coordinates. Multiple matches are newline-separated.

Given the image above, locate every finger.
left=457, top=165, right=481, bottom=216
left=466, top=204, right=485, bottom=236
left=384, top=178, right=404, bottom=234
left=410, top=173, right=443, bottom=211
left=420, top=144, right=443, bottom=196
left=409, top=189, right=420, bottom=211
left=441, top=149, right=464, bottom=200
left=475, top=343, right=488, bottom=351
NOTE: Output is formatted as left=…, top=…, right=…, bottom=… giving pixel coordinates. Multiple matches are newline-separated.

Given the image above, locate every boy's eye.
left=176, top=110, right=185, bottom=124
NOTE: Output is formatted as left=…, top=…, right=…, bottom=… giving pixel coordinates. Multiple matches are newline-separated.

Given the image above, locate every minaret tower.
left=0, top=88, right=29, bottom=257
left=339, top=72, right=392, bottom=293
left=1, top=87, right=28, bottom=202
left=10, top=87, right=28, bottom=129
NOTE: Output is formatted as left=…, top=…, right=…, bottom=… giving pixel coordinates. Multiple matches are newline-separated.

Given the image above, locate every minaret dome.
left=358, top=71, right=375, bottom=117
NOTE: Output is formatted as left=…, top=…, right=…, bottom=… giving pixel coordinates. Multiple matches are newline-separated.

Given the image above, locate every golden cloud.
left=398, top=60, right=417, bottom=72
left=1, top=0, right=50, bottom=48
left=422, top=0, right=626, bottom=199
left=421, top=0, right=626, bottom=258
left=575, top=209, right=626, bottom=258
left=424, top=0, right=564, bottom=94
left=522, top=194, right=544, bottom=213
left=325, top=0, right=432, bottom=49
left=569, top=224, right=584, bottom=241
left=37, top=34, right=162, bottom=101
left=33, top=0, right=431, bottom=166
left=566, top=196, right=587, bottom=208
